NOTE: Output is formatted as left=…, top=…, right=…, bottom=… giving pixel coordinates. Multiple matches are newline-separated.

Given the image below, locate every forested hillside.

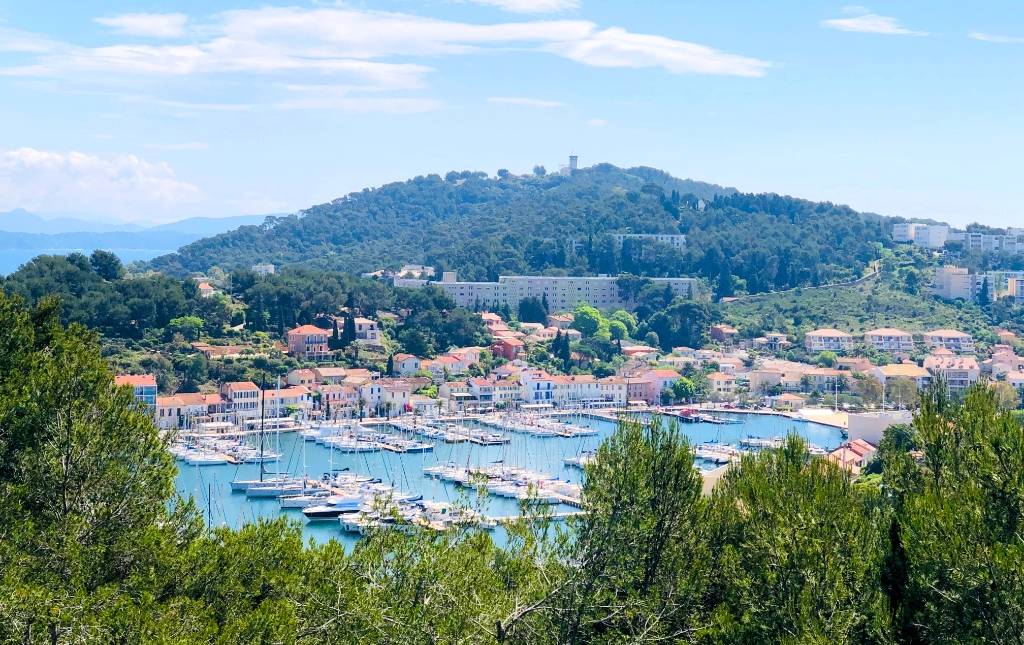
left=150, top=164, right=896, bottom=295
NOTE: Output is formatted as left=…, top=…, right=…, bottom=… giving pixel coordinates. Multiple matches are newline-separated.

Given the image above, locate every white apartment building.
left=923, top=329, right=975, bottom=354
left=891, top=223, right=919, bottom=243
left=804, top=329, right=855, bottom=352
left=611, top=233, right=687, bottom=252
left=913, top=225, right=950, bottom=249
left=932, top=265, right=972, bottom=300
left=863, top=328, right=915, bottom=353
left=402, top=272, right=702, bottom=311
left=924, top=352, right=980, bottom=394
left=956, top=231, right=1024, bottom=255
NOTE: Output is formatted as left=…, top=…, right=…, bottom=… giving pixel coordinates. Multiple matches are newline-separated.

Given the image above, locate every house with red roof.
left=286, top=324, right=332, bottom=361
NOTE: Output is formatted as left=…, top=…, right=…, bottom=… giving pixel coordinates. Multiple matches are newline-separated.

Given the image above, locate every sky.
left=0, top=1, right=1022, bottom=227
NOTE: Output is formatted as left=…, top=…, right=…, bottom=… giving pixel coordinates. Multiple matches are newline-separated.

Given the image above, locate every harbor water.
left=174, top=412, right=845, bottom=548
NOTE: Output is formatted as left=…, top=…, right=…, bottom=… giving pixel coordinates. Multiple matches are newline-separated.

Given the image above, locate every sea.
left=174, top=412, right=845, bottom=550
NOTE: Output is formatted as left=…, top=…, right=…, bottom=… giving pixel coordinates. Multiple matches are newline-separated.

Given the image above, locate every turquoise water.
left=174, top=413, right=844, bottom=548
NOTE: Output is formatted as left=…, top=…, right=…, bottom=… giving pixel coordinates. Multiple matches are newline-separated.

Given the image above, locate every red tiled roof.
left=115, top=374, right=156, bottom=387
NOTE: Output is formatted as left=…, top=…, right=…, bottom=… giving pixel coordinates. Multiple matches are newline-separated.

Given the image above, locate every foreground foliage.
left=1, top=291, right=1022, bottom=642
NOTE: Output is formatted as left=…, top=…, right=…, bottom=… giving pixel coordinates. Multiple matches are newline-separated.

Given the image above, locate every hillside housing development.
left=394, top=271, right=703, bottom=311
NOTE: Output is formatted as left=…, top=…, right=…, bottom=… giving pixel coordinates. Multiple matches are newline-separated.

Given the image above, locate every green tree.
left=570, top=304, right=603, bottom=338
left=89, top=249, right=125, bottom=280
left=168, top=315, right=204, bottom=341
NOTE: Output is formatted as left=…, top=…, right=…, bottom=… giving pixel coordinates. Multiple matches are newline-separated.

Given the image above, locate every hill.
left=148, top=164, right=897, bottom=295
left=720, top=271, right=996, bottom=343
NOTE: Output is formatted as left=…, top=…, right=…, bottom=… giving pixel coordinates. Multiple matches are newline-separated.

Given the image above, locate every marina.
left=174, top=410, right=846, bottom=546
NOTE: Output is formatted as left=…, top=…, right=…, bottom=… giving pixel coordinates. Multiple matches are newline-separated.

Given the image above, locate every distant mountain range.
left=0, top=210, right=283, bottom=275
left=0, top=209, right=275, bottom=236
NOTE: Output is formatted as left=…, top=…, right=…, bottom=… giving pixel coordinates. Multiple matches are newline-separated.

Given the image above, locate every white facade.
left=804, top=329, right=854, bottom=352
left=923, top=330, right=975, bottom=353
left=891, top=223, right=919, bottom=243
left=863, top=328, right=914, bottom=353
left=913, top=225, right=950, bottom=249
left=612, top=233, right=687, bottom=252
left=404, top=272, right=702, bottom=311
left=932, top=265, right=972, bottom=300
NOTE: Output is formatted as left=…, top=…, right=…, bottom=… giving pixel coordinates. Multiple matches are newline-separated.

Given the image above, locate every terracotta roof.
left=288, top=324, right=328, bottom=335
left=877, top=363, right=930, bottom=378
left=223, top=381, right=259, bottom=392
left=805, top=328, right=852, bottom=337
left=865, top=328, right=912, bottom=337
left=115, top=374, right=156, bottom=387
left=925, top=329, right=971, bottom=338
left=707, top=371, right=736, bottom=381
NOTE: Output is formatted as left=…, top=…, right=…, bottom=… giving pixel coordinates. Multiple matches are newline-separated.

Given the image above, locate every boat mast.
left=259, top=373, right=267, bottom=482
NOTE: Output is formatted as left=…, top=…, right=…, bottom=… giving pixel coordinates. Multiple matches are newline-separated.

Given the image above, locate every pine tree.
left=342, top=315, right=357, bottom=347
left=387, top=353, right=395, bottom=376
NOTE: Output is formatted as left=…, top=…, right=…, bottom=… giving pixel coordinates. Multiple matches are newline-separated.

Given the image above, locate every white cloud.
left=586, top=118, right=606, bottom=126
left=546, top=27, right=769, bottom=76
left=0, top=147, right=200, bottom=219
left=969, top=31, right=1024, bottom=44
left=144, top=142, right=209, bottom=150
left=0, top=7, right=769, bottom=113
left=95, top=13, right=188, bottom=38
left=822, top=13, right=927, bottom=36
left=467, top=0, right=580, bottom=14
left=488, top=96, right=565, bottom=107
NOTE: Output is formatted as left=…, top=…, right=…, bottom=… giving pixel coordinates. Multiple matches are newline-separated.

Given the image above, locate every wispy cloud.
left=466, top=0, right=580, bottom=14
left=488, top=96, right=565, bottom=108
left=969, top=31, right=1024, bottom=44
left=0, top=147, right=200, bottom=218
left=546, top=27, right=770, bottom=76
left=1, top=7, right=770, bottom=114
left=822, top=12, right=927, bottom=36
left=586, top=118, right=606, bottom=126
left=95, top=13, right=188, bottom=38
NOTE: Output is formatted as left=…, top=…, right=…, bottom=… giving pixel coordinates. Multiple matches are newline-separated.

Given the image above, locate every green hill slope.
left=149, top=164, right=896, bottom=295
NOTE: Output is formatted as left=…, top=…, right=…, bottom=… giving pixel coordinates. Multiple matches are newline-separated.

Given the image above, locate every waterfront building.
left=114, top=374, right=158, bottom=411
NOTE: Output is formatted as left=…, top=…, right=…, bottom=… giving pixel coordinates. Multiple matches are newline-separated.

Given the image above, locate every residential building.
left=313, top=367, right=352, bottom=384
left=707, top=372, right=736, bottom=400
left=923, top=351, right=980, bottom=394
left=637, top=369, right=682, bottom=404
left=286, top=324, right=332, bottom=361
left=912, top=224, right=949, bottom=249
left=546, top=313, right=574, bottom=329
left=767, top=393, right=805, bottom=410
left=923, top=329, right=975, bottom=353
left=318, top=384, right=360, bottom=419
left=848, top=410, right=914, bottom=445
left=156, top=392, right=224, bottom=429
left=196, top=281, right=217, bottom=298
left=286, top=369, right=317, bottom=387
left=874, top=363, right=932, bottom=390
left=1007, top=371, right=1024, bottom=399
left=709, top=323, right=739, bottom=344
left=220, top=381, right=261, bottom=418
left=804, top=328, right=854, bottom=352
left=421, top=355, right=463, bottom=382
left=802, top=367, right=846, bottom=392
left=491, top=336, right=525, bottom=361
left=891, top=222, right=919, bottom=243
left=863, top=328, right=914, bottom=353
left=352, top=317, right=381, bottom=345
left=835, top=357, right=874, bottom=373
left=402, top=272, right=702, bottom=311
left=251, top=263, right=276, bottom=275
left=392, top=353, right=422, bottom=376
left=115, top=374, right=157, bottom=410
left=611, top=233, right=687, bottom=252
left=828, top=439, right=878, bottom=475
left=932, top=265, right=973, bottom=300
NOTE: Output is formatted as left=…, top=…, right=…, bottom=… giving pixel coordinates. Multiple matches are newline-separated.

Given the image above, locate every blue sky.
left=0, top=1, right=1022, bottom=227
